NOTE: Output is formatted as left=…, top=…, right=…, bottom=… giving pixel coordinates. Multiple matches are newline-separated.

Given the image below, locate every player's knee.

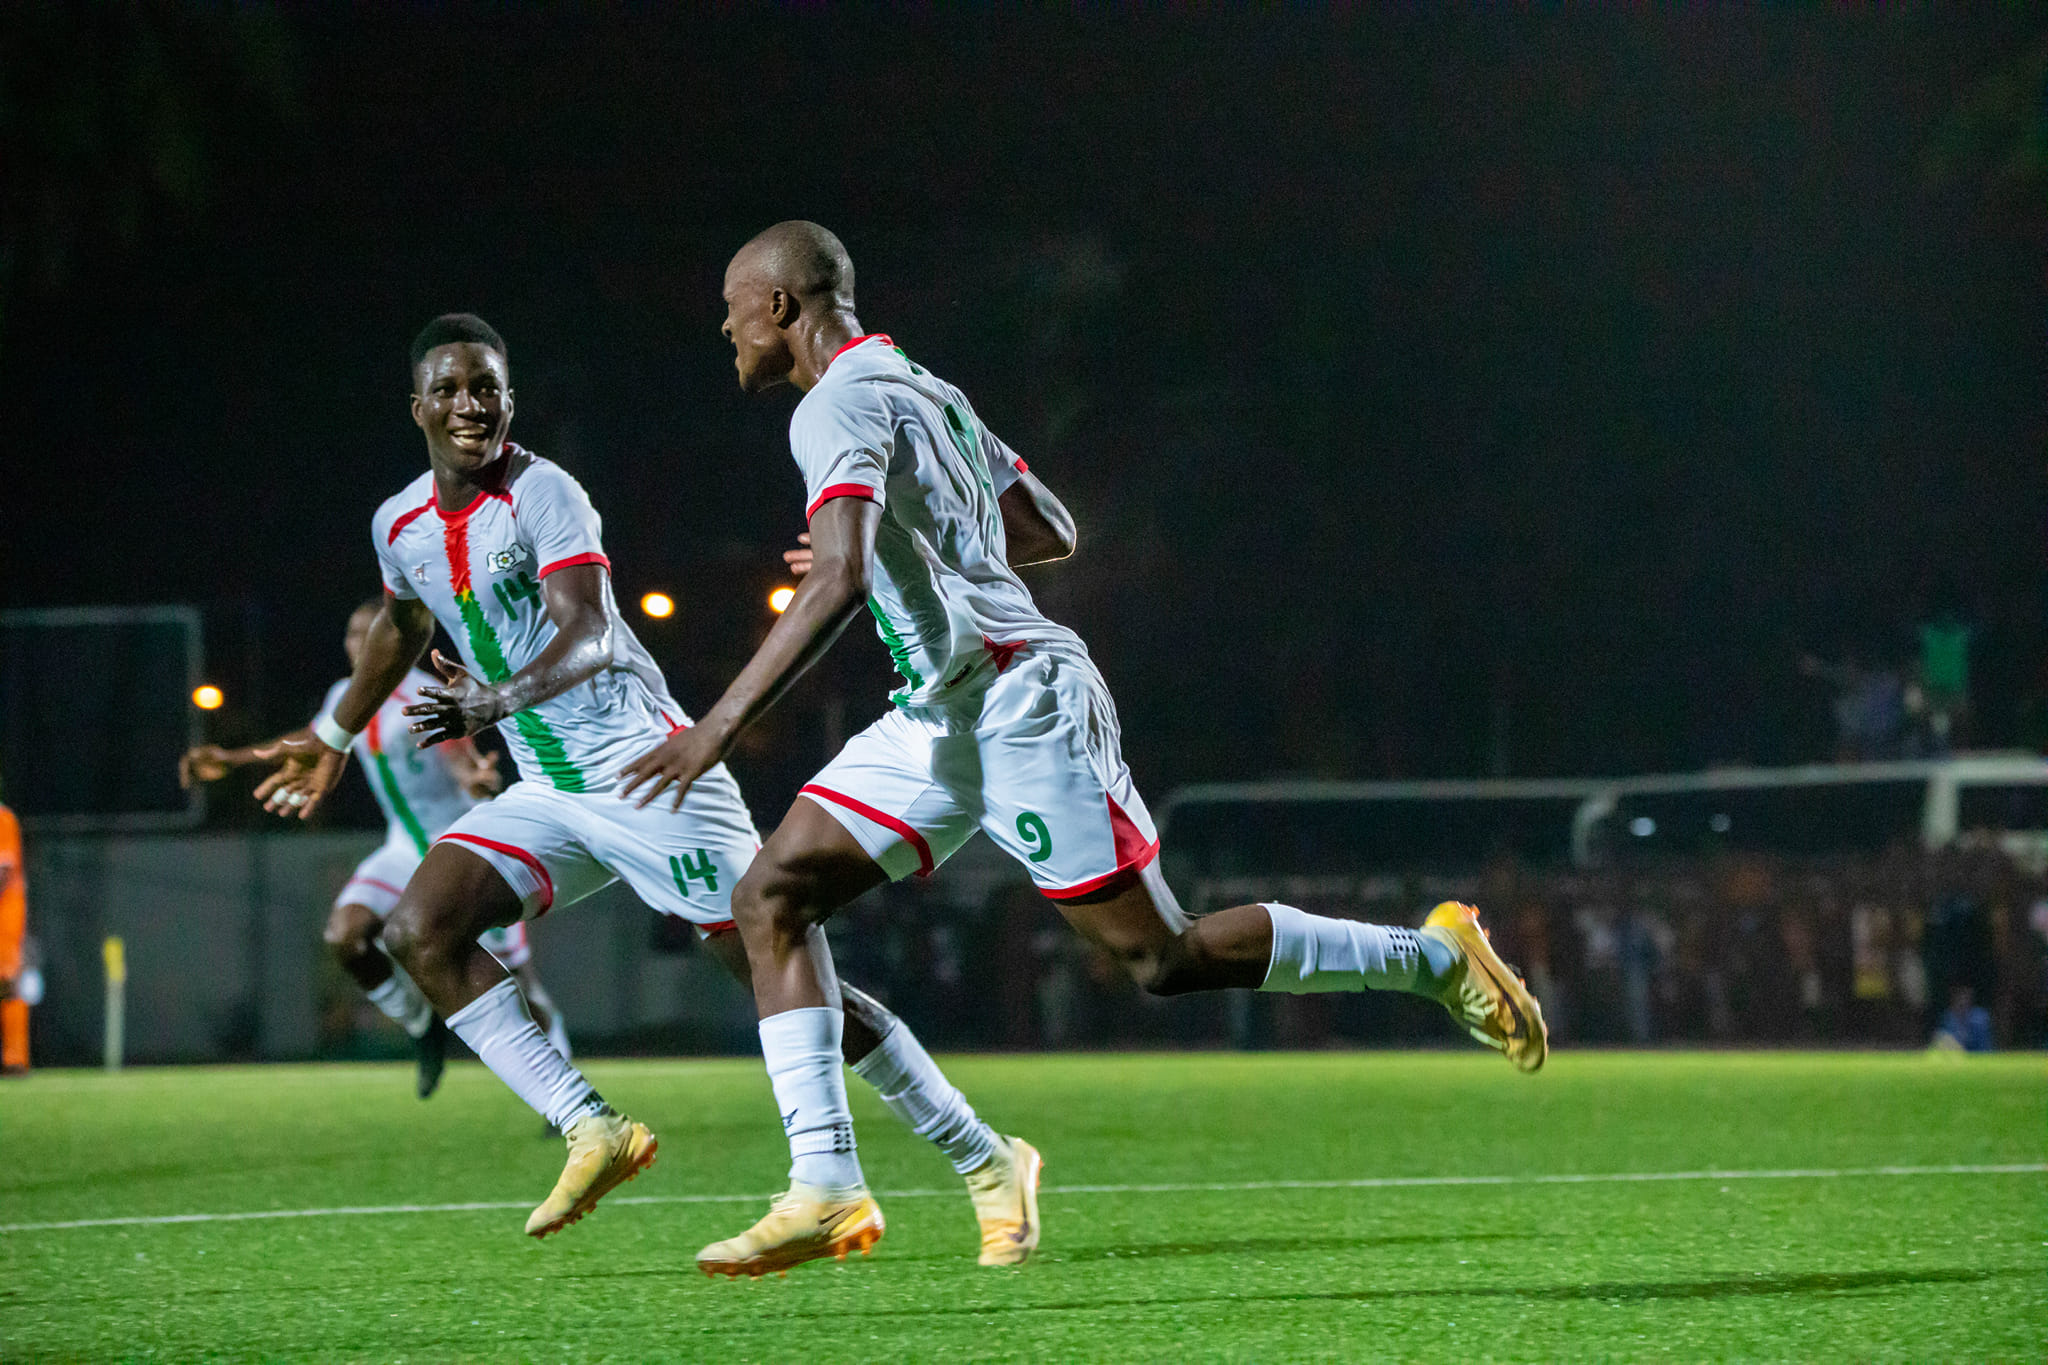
left=324, top=909, right=380, bottom=963
left=730, top=859, right=819, bottom=945
left=378, top=903, right=438, bottom=970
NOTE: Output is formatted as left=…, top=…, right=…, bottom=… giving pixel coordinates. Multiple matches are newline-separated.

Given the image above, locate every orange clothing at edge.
left=0, top=802, right=26, bottom=1070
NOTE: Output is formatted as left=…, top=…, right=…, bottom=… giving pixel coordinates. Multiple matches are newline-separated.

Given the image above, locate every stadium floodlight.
left=192, top=684, right=226, bottom=711
left=639, top=591, right=676, bottom=619
left=768, top=586, right=796, bottom=615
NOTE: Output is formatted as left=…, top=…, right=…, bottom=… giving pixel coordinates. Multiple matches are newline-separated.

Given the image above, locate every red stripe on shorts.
left=698, top=919, right=737, bottom=937
left=799, top=783, right=934, bottom=876
left=341, top=877, right=406, bottom=901
left=437, top=833, right=556, bottom=915
left=1044, top=795, right=1159, bottom=899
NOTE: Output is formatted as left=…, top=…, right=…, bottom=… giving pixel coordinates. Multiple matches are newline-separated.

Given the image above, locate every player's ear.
left=769, top=286, right=797, bottom=328
left=502, top=387, right=515, bottom=423
left=410, top=391, right=425, bottom=429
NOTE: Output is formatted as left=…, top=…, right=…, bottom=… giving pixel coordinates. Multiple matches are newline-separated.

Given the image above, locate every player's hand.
left=463, top=748, right=505, bottom=800
left=782, top=532, right=813, bottom=578
left=251, top=731, right=349, bottom=821
left=178, top=744, right=234, bottom=787
left=617, top=726, right=721, bottom=812
left=406, top=650, right=503, bottom=745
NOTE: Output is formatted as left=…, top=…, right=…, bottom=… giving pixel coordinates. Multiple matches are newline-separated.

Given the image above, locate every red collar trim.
left=433, top=444, right=516, bottom=518
left=829, top=333, right=891, bottom=363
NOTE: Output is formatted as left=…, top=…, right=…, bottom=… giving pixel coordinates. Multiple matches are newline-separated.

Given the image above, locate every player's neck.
left=429, top=450, right=509, bottom=511
left=790, top=312, right=863, bottom=392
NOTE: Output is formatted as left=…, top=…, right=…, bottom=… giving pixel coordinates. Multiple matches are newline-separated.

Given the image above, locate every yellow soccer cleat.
left=1422, top=901, right=1548, bottom=1073
left=965, top=1135, right=1043, bottom=1267
left=696, top=1185, right=885, bottom=1279
left=524, top=1110, right=658, bottom=1239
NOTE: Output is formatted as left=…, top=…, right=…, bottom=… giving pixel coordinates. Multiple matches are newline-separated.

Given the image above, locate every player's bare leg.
left=1052, top=864, right=1545, bottom=1072
left=702, top=924, right=1041, bottom=1266
left=327, top=901, right=449, bottom=1096
left=382, top=843, right=656, bottom=1237
left=697, top=802, right=891, bottom=1277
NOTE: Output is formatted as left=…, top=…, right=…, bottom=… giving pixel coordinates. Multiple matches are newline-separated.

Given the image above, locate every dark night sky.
left=4, top=9, right=2043, bottom=817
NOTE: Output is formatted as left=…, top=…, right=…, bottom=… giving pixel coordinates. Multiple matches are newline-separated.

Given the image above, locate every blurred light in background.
left=639, top=591, right=675, bottom=619
left=1628, top=816, right=1656, bottom=838
left=192, top=685, right=225, bottom=711
left=768, top=586, right=795, bottom=615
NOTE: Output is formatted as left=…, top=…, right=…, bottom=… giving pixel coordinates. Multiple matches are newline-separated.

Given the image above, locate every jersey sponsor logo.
left=484, top=543, right=532, bottom=576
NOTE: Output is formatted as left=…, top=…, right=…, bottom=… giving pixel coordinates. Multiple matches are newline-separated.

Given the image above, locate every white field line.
left=1, top=1163, right=2041, bottom=1236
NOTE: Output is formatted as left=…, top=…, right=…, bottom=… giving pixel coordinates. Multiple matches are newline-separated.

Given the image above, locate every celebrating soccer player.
left=619, top=223, right=1549, bottom=1278
left=250, top=314, right=1032, bottom=1256
left=180, top=601, right=567, bottom=1098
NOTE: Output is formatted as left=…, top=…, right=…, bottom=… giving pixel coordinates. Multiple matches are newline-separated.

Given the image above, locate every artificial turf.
left=0, top=1051, right=2040, bottom=1362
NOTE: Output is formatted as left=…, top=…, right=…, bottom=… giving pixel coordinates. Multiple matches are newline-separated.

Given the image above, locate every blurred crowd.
left=814, top=843, right=2047, bottom=1054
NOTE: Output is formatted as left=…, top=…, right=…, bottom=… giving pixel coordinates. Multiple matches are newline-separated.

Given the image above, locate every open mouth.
left=447, top=425, right=494, bottom=452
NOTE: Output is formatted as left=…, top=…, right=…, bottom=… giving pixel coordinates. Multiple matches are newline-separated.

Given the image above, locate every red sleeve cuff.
left=805, top=483, right=882, bottom=520
left=537, top=552, right=611, bottom=578
left=1013, top=457, right=1029, bottom=473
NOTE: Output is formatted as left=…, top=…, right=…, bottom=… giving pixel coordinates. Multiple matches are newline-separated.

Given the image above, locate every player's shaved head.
left=728, top=221, right=856, bottom=309
left=721, top=222, right=864, bottom=394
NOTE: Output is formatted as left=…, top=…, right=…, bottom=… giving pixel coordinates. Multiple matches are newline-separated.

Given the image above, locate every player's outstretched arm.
left=253, top=596, right=436, bottom=821
left=404, top=563, right=614, bottom=746
left=999, top=471, right=1077, bottom=566
left=179, top=735, right=302, bottom=787
left=620, top=495, right=880, bottom=810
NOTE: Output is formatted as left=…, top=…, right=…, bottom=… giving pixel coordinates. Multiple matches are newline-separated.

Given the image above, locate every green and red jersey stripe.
left=363, top=709, right=431, bottom=855
left=440, top=512, right=587, bottom=792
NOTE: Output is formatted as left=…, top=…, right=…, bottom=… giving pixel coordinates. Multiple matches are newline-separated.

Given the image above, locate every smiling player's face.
left=411, top=343, right=514, bottom=475
left=721, top=268, right=793, bottom=394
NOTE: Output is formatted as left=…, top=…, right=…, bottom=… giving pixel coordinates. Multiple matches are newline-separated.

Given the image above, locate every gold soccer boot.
left=1422, top=901, right=1548, bottom=1073
left=524, top=1110, right=659, bottom=1238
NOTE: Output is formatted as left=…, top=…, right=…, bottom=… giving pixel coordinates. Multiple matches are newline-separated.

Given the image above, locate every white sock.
left=544, top=1010, right=571, bottom=1061
left=365, top=962, right=434, bottom=1039
left=446, top=978, right=607, bottom=1130
left=1260, top=902, right=1447, bottom=995
left=850, top=1017, right=998, bottom=1175
left=759, top=1007, right=864, bottom=1191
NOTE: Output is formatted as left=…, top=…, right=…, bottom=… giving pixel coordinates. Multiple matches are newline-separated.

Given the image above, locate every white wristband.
left=312, top=714, right=357, bottom=754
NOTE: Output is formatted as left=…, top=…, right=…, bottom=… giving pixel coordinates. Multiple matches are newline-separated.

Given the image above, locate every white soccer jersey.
left=315, top=669, right=480, bottom=855
left=790, top=334, right=1087, bottom=708
left=372, top=444, right=687, bottom=794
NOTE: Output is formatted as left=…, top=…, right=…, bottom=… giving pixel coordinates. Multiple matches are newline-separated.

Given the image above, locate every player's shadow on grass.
left=1079, top=1230, right=1543, bottom=1262
left=785, top=1265, right=2031, bottom=1318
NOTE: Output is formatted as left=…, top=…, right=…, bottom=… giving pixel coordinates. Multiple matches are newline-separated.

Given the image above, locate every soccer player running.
left=252, top=313, right=1031, bottom=1256
left=180, top=601, right=567, bottom=1098
left=619, top=222, right=1548, bottom=1279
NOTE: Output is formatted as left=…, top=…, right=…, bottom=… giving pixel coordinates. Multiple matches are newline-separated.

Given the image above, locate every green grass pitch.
left=2, top=1052, right=2041, bottom=1362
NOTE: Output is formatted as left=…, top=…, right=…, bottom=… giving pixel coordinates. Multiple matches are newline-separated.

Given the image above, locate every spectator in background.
left=1800, top=650, right=1906, bottom=762
left=1915, top=603, right=1973, bottom=752
left=0, top=782, right=27, bottom=1076
left=1932, top=985, right=1993, bottom=1052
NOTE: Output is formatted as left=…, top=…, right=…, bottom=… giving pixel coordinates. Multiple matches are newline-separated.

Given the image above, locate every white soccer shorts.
left=334, top=840, right=421, bottom=918
left=801, top=649, right=1159, bottom=898
left=432, top=764, right=763, bottom=929
left=334, top=840, right=532, bottom=964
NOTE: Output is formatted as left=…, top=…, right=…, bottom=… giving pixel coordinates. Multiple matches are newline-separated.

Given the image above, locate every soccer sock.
left=543, top=1009, right=572, bottom=1062
left=1259, top=902, right=1454, bottom=996
left=445, top=978, right=607, bottom=1130
left=759, top=1007, right=865, bottom=1191
left=365, top=961, right=434, bottom=1039
left=850, top=1016, right=999, bottom=1175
